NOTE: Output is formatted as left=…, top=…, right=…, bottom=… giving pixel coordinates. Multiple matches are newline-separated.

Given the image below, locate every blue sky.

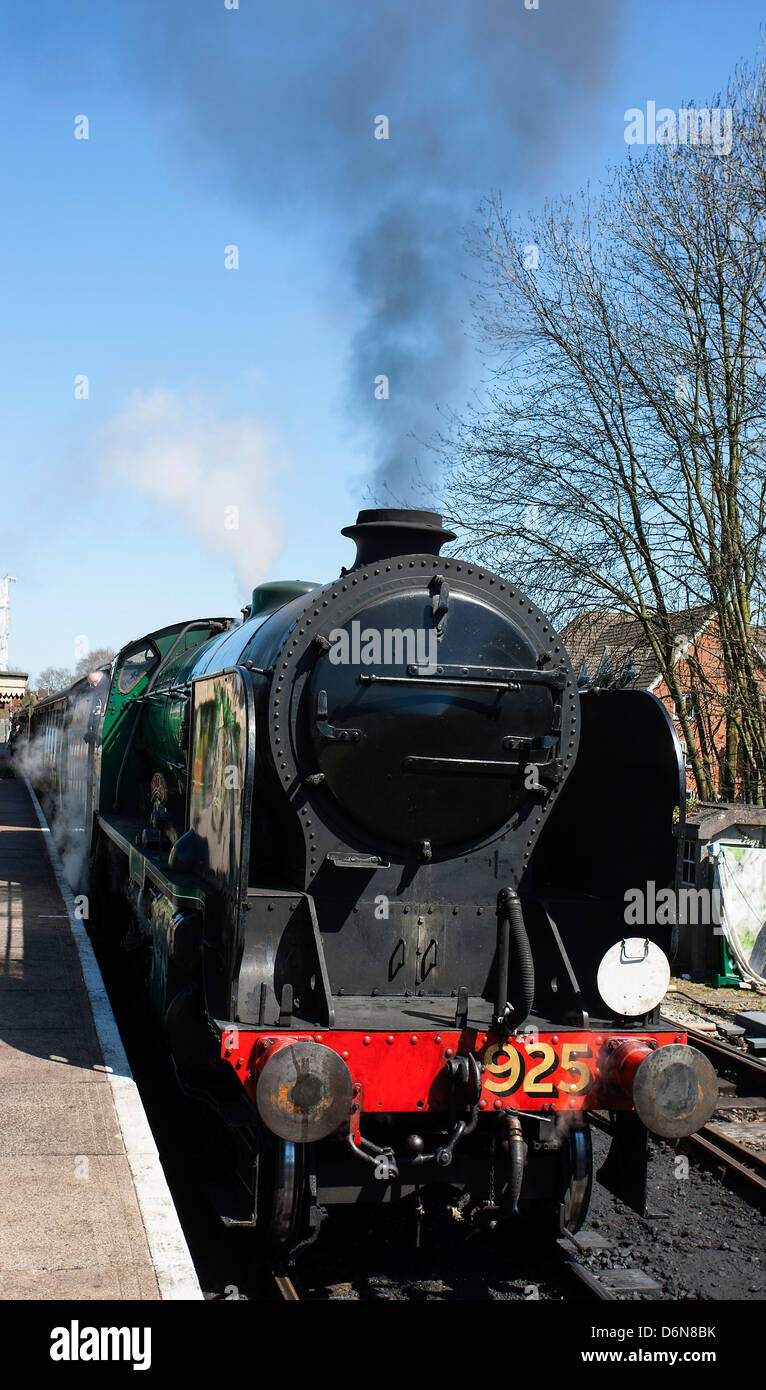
left=1, top=0, right=763, bottom=681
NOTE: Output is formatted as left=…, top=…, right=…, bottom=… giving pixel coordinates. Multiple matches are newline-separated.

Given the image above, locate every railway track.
left=271, top=1242, right=654, bottom=1302
left=557, top=1242, right=617, bottom=1300
left=682, top=1026, right=766, bottom=1208
left=686, top=1025, right=766, bottom=1090
left=685, top=1124, right=766, bottom=1207
left=272, top=1269, right=300, bottom=1301
left=557, top=1232, right=662, bottom=1301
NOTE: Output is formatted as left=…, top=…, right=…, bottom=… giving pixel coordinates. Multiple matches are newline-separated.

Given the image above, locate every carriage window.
left=118, top=645, right=158, bottom=694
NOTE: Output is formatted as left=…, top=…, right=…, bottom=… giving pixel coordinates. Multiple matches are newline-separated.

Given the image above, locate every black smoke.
left=7, top=0, right=623, bottom=501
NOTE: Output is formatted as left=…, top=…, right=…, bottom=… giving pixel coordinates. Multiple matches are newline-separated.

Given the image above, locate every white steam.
left=13, top=723, right=91, bottom=893
left=99, top=390, right=285, bottom=589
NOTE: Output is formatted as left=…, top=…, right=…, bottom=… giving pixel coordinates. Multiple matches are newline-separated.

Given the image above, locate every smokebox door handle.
left=315, top=690, right=364, bottom=743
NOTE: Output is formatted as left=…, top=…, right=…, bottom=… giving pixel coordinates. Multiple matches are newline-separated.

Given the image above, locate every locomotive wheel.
left=517, top=1117, right=593, bottom=1239
left=260, top=1136, right=310, bottom=1251
left=559, top=1118, right=593, bottom=1235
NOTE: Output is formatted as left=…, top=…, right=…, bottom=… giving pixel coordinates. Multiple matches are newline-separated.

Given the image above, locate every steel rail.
left=698, top=1124, right=766, bottom=1181
left=556, top=1238, right=620, bottom=1301
left=685, top=1126, right=766, bottom=1206
left=686, top=1027, right=766, bottom=1092
left=272, top=1270, right=300, bottom=1301
left=676, top=1028, right=766, bottom=1206
left=563, top=1258, right=618, bottom=1301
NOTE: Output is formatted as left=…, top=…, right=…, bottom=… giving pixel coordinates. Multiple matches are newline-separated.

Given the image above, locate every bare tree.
left=444, top=57, right=766, bottom=802
left=74, top=648, right=114, bottom=679
left=37, top=667, right=74, bottom=695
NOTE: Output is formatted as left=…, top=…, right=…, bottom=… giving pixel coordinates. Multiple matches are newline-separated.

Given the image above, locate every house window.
left=682, top=839, right=696, bottom=886
left=683, top=693, right=695, bottom=719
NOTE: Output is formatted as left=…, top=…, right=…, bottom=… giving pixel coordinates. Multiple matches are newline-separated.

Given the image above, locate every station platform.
left=0, top=762, right=201, bottom=1300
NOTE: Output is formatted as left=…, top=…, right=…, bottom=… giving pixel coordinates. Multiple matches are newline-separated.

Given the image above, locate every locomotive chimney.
left=341, top=508, right=456, bottom=569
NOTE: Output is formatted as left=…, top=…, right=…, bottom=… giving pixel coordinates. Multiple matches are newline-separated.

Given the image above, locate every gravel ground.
left=662, top=975, right=766, bottom=1030
left=583, top=1128, right=765, bottom=1301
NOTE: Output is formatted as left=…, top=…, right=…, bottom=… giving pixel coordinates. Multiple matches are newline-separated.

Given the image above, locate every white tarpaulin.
left=713, top=844, right=766, bottom=986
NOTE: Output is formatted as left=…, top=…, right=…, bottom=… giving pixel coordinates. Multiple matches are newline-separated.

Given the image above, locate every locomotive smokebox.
left=610, top=1039, right=718, bottom=1138
left=341, top=507, right=456, bottom=568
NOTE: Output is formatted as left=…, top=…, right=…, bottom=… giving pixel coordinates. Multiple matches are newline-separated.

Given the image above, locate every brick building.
left=561, top=606, right=766, bottom=801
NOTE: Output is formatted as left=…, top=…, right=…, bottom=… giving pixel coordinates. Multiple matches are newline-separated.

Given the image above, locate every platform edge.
left=25, top=779, right=204, bottom=1302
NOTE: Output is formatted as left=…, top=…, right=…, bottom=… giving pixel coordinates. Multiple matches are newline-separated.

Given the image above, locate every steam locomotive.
left=20, top=508, right=717, bottom=1254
